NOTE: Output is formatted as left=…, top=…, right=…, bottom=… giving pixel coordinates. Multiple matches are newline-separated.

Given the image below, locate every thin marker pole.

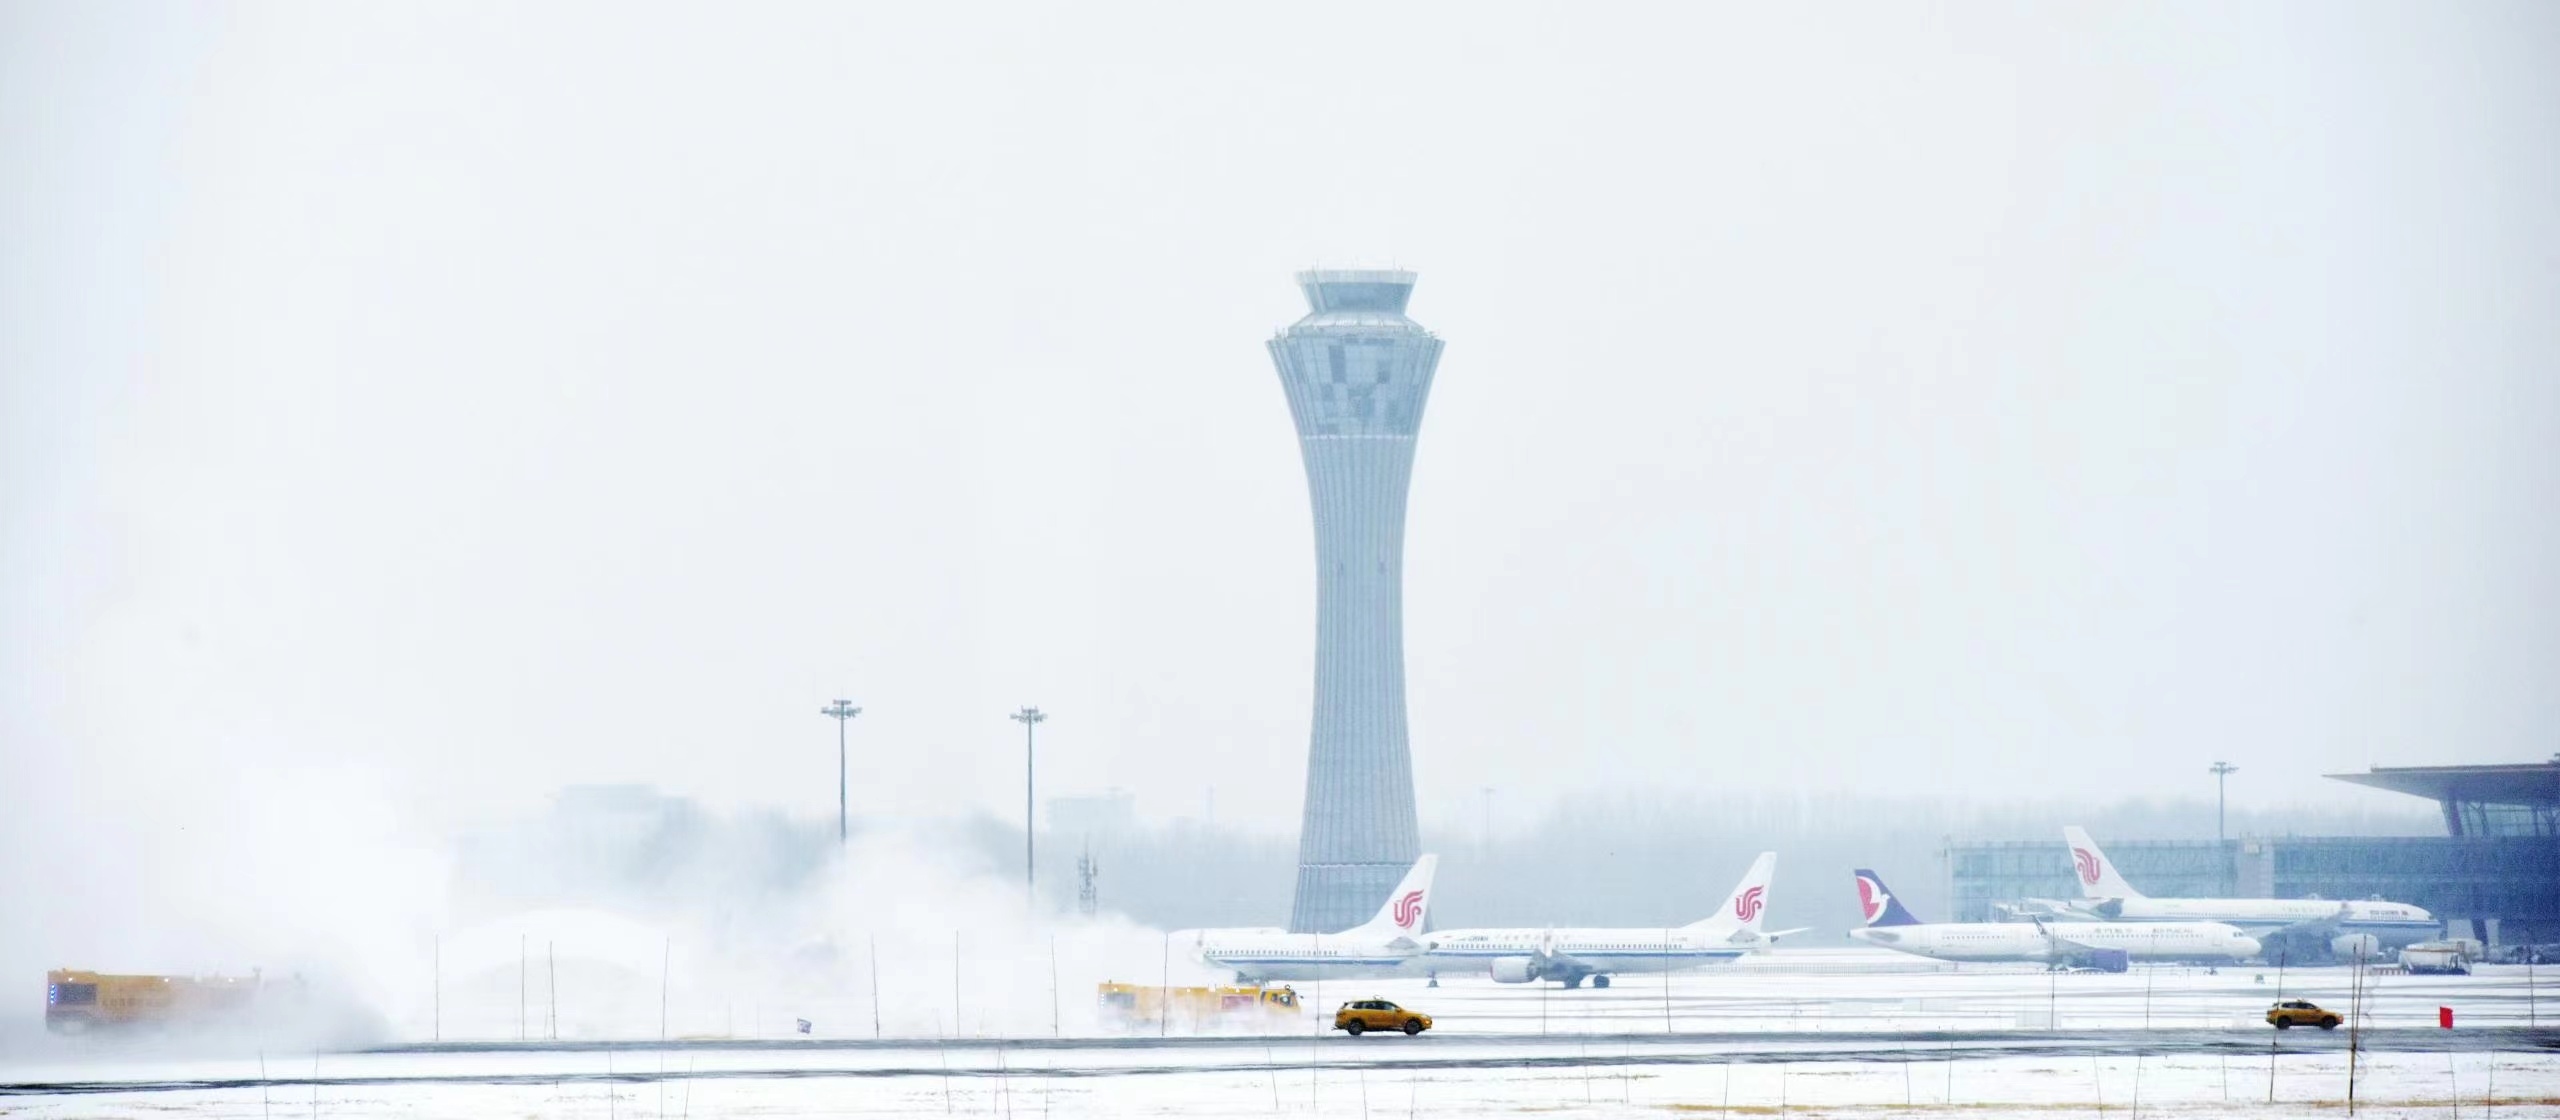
left=547, top=940, right=557, bottom=1041
left=431, top=935, right=440, bottom=1042
left=659, top=938, right=670, bottom=1042
left=518, top=935, right=527, bottom=1042
left=2448, top=1047, right=2459, bottom=1119
left=2347, top=947, right=2363, bottom=1115
left=2268, top=949, right=2286, bottom=1104
left=937, top=1034, right=953, bottom=1114
left=870, top=935, right=882, bottom=1040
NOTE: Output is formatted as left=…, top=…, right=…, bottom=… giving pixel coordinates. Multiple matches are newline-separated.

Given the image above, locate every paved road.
left=7, top=1028, right=2555, bottom=1097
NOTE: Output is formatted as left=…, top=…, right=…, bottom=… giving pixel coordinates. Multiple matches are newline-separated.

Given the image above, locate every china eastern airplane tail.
left=1341, top=854, right=1438, bottom=940
left=2062, top=826, right=2147, bottom=901
left=1851, top=869, right=1926, bottom=928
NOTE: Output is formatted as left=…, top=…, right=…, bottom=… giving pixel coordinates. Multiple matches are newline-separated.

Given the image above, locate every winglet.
left=1853, top=869, right=1925, bottom=927
left=2062, top=826, right=2145, bottom=900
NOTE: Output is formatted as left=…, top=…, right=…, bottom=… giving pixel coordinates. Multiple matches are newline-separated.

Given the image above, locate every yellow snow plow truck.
left=1096, top=982, right=1299, bottom=1030
left=45, top=969, right=262, bottom=1034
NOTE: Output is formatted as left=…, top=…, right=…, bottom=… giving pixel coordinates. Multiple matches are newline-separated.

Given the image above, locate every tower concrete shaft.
left=1267, top=269, right=1442, bottom=933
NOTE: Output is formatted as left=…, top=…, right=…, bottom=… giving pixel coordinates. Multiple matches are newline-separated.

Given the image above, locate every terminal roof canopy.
left=2326, top=762, right=2560, bottom=806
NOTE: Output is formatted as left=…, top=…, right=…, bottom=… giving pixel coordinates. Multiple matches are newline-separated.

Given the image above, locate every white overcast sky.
left=4, top=2, right=2556, bottom=851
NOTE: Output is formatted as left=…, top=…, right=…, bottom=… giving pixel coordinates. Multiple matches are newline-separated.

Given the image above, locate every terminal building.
left=1949, top=760, right=2560, bottom=945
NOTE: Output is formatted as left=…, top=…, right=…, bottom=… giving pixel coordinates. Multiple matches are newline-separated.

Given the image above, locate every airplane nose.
left=2238, top=937, right=2263, bottom=957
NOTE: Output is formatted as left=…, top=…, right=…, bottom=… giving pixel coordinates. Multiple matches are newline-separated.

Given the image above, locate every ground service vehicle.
left=2266, top=1000, right=2342, bottom=1029
left=2398, top=946, right=2471, bottom=975
left=1333, top=999, right=1430, bottom=1036
left=1096, top=982, right=1298, bottom=1029
left=45, top=970, right=261, bottom=1033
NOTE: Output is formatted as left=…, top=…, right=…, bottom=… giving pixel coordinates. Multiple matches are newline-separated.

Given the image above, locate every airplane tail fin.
left=1346, top=854, right=1437, bottom=938
left=2062, top=826, right=2145, bottom=900
left=1687, top=851, right=1777, bottom=933
left=1853, top=869, right=1925, bottom=927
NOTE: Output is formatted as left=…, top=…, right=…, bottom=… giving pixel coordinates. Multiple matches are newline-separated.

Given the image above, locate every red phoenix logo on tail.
left=1733, top=885, right=1766, bottom=922
left=2073, top=847, right=2101, bottom=886
left=1855, top=876, right=1885, bottom=923
left=1392, top=889, right=1425, bottom=930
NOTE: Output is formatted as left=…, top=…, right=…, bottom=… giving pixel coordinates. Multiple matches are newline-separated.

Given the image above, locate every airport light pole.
left=822, top=700, right=862, bottom=844
left=1012, top=706, right=1048, bottom=909
left=2210, top=761, right=2238, bottom=843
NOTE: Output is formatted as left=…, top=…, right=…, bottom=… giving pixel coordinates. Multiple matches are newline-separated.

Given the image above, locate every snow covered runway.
left=4, top=960, right=2552, bottom=1117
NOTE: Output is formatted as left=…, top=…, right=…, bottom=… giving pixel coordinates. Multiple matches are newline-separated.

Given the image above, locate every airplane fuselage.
left=2073, top=898, right=2438, bottom=948
left=1850, top=920, right=2260, bottom=964
left=1197, top=934, right=1427, bottom=982
left=1425, top=928, right=1753, bottom=982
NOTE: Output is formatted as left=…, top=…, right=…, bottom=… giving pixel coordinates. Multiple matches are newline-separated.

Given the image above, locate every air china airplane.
left=1422, top=852, right=1804, bottom=988
left=2055, top=827, right=2438, bottom=959
left=1189, top=856, right=1438, bottom=982
left=1847, top=868, right=2261, bottom=967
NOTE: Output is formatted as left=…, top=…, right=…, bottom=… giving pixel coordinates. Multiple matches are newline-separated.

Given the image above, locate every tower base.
left=1289, top=860, right=1411, bottom=934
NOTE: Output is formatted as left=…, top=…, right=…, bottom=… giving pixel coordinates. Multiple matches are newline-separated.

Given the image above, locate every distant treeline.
left=451, top=786, right=2433, bottom=944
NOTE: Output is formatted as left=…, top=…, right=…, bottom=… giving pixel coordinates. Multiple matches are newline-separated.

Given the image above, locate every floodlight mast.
left=822, top=700, right=862, bottom=844
left=1011, top=706, right=1048, bottom=910
left=2211, top=761, right=2239, bottom=843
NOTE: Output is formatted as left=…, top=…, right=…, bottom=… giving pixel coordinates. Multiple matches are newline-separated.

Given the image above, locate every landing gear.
left=1593, top=975, right=1612, bottom=989
left=1427, top=972, right=1440, bottom=988
left=1562, top=975, right=1585, bottom=989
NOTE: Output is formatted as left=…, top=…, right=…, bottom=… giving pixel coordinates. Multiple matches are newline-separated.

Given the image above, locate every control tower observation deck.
left=1266, top=269, right=1444, bottom=934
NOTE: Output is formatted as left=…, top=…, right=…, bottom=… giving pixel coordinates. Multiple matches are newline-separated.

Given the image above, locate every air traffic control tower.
left=1268, top=269, right=1444, bottom=933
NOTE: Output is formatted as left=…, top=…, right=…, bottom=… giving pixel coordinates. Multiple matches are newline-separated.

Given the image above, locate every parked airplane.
left=1189, top=856, right=1438, bottom=982
left=1421, top=852, right=1805, bottom=988
left=1847, top=868, right=2261, bottom=966
left=2057, top=826, right=2438, bottom=960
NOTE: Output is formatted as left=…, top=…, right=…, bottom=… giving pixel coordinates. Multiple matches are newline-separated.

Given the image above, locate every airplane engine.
left=2332, top=933, right=2381, bottom=961
left=1488, top=958, right=1541, bottom=984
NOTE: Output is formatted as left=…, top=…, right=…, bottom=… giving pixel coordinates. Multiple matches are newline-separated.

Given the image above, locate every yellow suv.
left=2266, top=1000, right=2342, bottom=1030
left=1334, top=999, right=1432, bottom=1036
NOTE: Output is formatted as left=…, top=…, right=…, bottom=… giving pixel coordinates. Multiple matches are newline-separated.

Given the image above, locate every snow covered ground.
left=2, top=1045, right=2553, bottom=1119
left=5, top=958, right=2552, bottom=1117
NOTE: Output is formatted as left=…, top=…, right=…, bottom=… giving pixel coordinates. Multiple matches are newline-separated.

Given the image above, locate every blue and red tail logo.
left=1392, top=889, right=1425, bottom=930
left=1733, top=885, right=1765, bottom=922
left=1852, top=869, right=1922, bottom=927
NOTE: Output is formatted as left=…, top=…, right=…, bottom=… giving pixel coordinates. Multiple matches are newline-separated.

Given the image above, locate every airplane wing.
left=2045, top=932, right=2108, bottom=956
